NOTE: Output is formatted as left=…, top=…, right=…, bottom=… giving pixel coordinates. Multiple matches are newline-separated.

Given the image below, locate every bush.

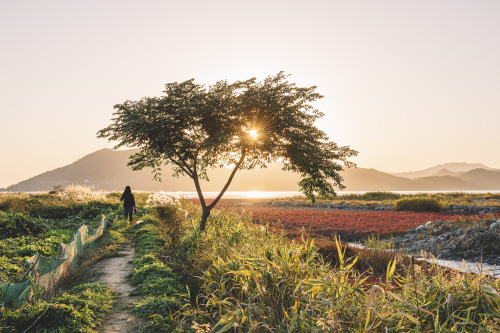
left=129, top=261, right=183, bottom=296
left=30, top=202, right=119, bottom=220
left=150, top=205, right=179, bottom=223
left=394, top=197, right=443, bottom=212
left=0, top=211, right=47, bottom=239
left=0, top=283, right=114, bottom=332
left=129, top=220, right=182, bottom=296
left=133, top=296, right=179, bottom=332
left=363, top=191, right=402, bottom=201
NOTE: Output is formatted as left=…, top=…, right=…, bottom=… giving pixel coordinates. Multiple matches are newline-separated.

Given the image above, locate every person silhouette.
left=120, top=186, right=136, bottom=223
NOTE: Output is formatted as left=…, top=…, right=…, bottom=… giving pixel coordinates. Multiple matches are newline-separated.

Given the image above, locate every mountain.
left=433, top=168, right=466, bottom=177
left=413, top=175, right=479, bottom=190
left=7, top=149, right=168, bottom=192
left=6, top=149, right=302, bottom=192
left=340, top=168, right=425, bottom=191
left=458, top=169, right=500, bottom=188
left=392, top=163, right=498, bottom=179
left=6, top=149, right=500, bottom=192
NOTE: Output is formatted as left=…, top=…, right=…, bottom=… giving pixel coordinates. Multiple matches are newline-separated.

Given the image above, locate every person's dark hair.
left=123, top=186, right=132, bottom=196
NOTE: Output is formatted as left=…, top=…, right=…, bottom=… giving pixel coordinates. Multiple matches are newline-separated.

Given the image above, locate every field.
left=0, top=187, right=136, bottom=331
left=244, top=206, right=475, bottom=240
left=207, top=192, right=500, bottom=242
left=1, top=190, right=500, bottom=332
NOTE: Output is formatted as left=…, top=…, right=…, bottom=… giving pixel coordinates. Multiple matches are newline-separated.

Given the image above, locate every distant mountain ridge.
left=4, top=149, right=500, bottom=192
left=392, top=162, right=497, bottom=179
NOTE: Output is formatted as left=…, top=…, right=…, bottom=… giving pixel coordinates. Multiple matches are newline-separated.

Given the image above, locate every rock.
left=491, top=223, right=499, bottom=229
left=431, top=228, right=442, bottom=235
left=416, top=225, right=427, bottom=231
left=425, top=221, right=433, bottom=227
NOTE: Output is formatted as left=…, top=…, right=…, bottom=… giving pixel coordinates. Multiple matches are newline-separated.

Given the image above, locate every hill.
left=5, top=149, right=500, bottom=192
left=5, top=149, right=302, bottom=192
left=458, top=168, right=500, bottom=188
left=433, top=168, right=466, bottom=177
left=340, top=168, right=425, bottom=191
left=392, top=162, right=497, bottom=179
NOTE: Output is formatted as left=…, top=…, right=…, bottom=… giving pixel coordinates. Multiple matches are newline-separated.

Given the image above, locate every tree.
left=97, top=72, right=357, bottom=231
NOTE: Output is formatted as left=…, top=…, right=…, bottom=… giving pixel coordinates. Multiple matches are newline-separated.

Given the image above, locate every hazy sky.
left=1, top=0, right=499, bottom=188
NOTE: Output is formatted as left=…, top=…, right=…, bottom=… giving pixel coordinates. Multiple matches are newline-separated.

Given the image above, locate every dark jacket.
left=120, top=193, right=136, bottom=208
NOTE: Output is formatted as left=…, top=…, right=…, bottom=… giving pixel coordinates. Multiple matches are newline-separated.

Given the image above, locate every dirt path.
left=90, top=241, right=141, bottom=333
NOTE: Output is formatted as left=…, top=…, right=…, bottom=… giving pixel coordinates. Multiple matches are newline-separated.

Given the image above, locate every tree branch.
left=169, top=158, right=193, bottom=178
left=173, top=151, right=194, bottom=175
left=208, top=147, right=247, bottom=210
left=192, top=150, right=206, bottom=209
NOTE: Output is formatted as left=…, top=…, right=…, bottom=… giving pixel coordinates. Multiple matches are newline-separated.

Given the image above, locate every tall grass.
left=279, top=192, right=500, bottom=208
left=164, top=207, right=500, bottom=332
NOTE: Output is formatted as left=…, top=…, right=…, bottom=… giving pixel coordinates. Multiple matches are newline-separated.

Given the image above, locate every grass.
left=274, top=191, right=500, bottom=208
left=155, top=204, right=500, bottom=332
left=128, top=205, right=187, bottom=332
left=0, top=283, right=115, bottom=332
left=0, top=187, right=141, bottom=332
left=3, top=190, right=500, bottom=332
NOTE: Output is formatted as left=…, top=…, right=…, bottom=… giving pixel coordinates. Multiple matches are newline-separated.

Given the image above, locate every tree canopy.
left=98, top=72, right=357, bottom=230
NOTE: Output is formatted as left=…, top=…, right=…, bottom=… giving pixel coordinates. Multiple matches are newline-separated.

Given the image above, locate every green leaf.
left=224, top=270, right=257, bottom=277
left=215, top=319, right=236, bottom=333
left=303, top=279, right=324, bottom=285
left=481, top=285, right=500, bottom=300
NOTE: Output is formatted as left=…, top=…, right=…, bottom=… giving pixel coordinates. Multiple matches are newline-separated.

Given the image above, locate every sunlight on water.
left=246, top=191, right=275, bottom=198
left=155, top=190, right=500, bottom=200
left=158, top=191, right=303, bottom=199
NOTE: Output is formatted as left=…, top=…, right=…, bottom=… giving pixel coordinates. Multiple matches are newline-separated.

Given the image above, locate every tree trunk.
left=197, top=147, right=247, bottom=232
left=199, top=207, right=211, bottom=232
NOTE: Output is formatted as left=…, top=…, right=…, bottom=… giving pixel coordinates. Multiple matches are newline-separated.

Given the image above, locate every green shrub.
left=0, top=211, right=47, bottom=239
left=30, top=202, right=119, bottom=220
left=394, top=197, right=443, bottom=211
left=133, top=223, right=165, bottom=256
left=132, top=253, right=158, bottom=267
left=130, top=212, right=187, bottom=331
left=0, top=283, right=114, bottom=332
left=129, top=222, right=182, bottom=296
left=149, top=205, right=179, bottom=222
left=0, top=198, right=29, bottom=212
left=133, top=296, right=179, bottom=332
left=134, top=295, right=180, bottom=317
left=363, top=191, right=402, bottom=201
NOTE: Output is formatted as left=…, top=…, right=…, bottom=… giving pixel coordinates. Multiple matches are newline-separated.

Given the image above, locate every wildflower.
left=146, top=192, right=184, bottom=208
left=58, top=185, right=107, bottom=203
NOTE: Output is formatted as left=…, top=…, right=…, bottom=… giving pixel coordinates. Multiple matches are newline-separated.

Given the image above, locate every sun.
left=248, top=129, right=258, bottom=139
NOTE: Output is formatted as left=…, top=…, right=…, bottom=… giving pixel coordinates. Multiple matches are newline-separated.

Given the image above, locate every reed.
left=166, top=207, right=500, bottom=332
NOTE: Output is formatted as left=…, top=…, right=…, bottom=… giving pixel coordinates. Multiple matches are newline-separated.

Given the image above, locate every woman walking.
left=120, top=186, right=136, bottom=224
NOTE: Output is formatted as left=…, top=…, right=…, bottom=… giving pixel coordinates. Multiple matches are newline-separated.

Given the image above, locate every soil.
left=89, top=242, right=141, bottom=333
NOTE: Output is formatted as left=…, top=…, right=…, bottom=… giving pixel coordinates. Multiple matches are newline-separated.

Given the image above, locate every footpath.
left=89, top=241, right=141, bottom=333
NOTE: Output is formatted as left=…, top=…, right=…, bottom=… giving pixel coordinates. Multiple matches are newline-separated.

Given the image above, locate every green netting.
left=0, top=216, right=108, bottom=308
left=0, top=281, right=30, bottom=308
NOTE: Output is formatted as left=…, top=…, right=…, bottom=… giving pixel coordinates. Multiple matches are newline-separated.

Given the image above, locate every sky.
left=1, top=0, right=499, bottom=188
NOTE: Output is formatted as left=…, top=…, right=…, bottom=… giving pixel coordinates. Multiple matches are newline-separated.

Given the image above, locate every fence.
left=0, top=216, right=108, bottom=308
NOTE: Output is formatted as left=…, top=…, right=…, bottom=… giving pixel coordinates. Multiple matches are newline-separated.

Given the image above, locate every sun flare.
left=246, top=191, right=269, bottom=198
left=248, top=129, right=258, bottom=139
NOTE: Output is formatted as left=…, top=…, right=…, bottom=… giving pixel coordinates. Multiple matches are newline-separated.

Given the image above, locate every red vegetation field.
left=242, top=207, right=475, bottom=241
